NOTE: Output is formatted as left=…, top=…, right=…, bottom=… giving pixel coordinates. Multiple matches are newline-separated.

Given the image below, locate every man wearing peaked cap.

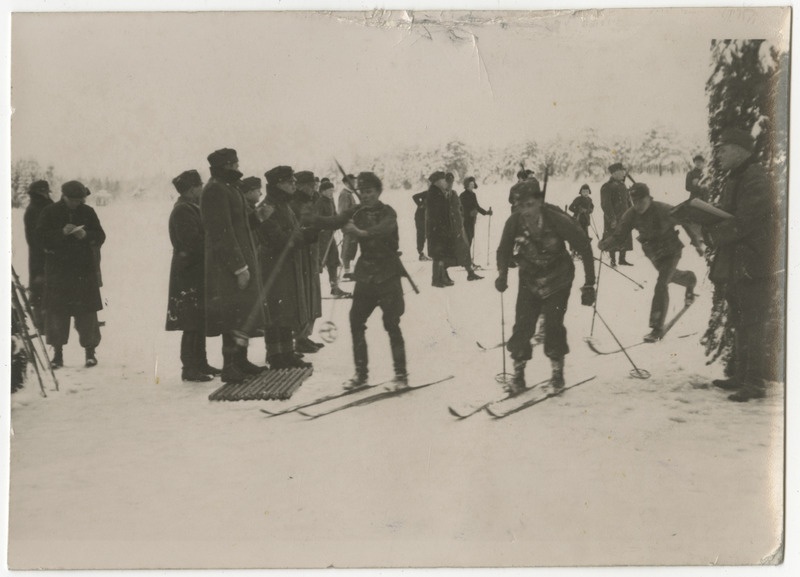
left=200, top=148, right=267, bottom=383
left=600, top=162, right=633, bottom=266
left=599, top=181, right=703, bottom=344
left=240, top=176, right=263, bottom=210
left=24, top=180, right=54, bottom=330
left=35, top=179, right=106, bottom=368
left=166, top=169, right=220, bottom=382
left=706, top=125, right=784, bottom=402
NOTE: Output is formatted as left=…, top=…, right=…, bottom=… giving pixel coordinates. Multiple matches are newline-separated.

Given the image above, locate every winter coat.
left=36, top=199, right=106, bottom=315
left=707, top=159, right=780, bottom=283
left=600, top=177, right=633, bottom=251
left=425, top=184, right=455, bottom=261
left=255, top=185, right=308, bottom=331
left=568, top=195, right=594, bottom=230
left=316, top=195, right=340, bottom=269
left=497, top=203, right=595, bottom=298
left=165, top=196, right=205, bottom=331
left=24, top=194, right=54, bottom=284
left=448, top=190, right=472, bottom=266
left=200, top=167, right=264, bottom=337
left=290, top=189, right=322, bottom=323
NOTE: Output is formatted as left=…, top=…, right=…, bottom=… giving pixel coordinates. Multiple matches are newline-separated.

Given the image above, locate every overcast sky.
left=9, top=7, right=790, bottom=180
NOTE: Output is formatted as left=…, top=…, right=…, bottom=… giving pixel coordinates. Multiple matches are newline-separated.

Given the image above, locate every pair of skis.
left=260, top=375, right=454, bottom=419
left=448, top=375, right=596, bottom=419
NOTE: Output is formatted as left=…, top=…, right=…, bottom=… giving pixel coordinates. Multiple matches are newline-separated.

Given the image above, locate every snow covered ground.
left=7, top=175, right=784, bottom=569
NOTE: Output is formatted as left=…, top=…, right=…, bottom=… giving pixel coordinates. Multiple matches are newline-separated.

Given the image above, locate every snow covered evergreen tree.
left=701, top=39, right=788, bottom=375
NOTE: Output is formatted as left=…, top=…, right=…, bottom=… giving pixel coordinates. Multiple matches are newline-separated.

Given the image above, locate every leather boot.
left=550, top=357, right=565, bottom=390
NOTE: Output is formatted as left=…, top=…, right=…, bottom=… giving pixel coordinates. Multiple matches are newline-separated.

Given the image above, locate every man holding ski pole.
left=495, top=180, right=596, bottom=395
left=599, top=182, right=703, bottom=342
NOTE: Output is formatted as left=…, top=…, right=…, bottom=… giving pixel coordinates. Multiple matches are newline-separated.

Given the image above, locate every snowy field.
left=7, top=174, right=784, bottom=569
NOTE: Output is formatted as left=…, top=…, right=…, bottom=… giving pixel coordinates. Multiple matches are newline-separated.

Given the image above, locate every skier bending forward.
left=598, top=183, right=704, bottom=343
left=495, top=180, right=596, bottom=395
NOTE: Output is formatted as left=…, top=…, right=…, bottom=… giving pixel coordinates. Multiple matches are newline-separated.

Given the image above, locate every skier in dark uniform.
left=600, top=163, right=633, bottom=267
left=312, top=172, right=409, bottom=391
left=599, top=183, right=703, bottom=342
left=412, top=187, right=431, bottom=261
left=495, top=180, right=596, bottom=395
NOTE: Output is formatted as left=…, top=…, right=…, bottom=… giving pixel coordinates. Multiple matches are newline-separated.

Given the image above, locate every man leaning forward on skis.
left=598, top=183, right=704, bottom=343
left=495, top=179, right=596, bottom=395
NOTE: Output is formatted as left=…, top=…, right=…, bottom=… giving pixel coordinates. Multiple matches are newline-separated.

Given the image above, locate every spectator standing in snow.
left=36, top=180, right=106, bottom=368
left=459, top=176, right=493, bottom=259
left=600, top=162, right=633, bottom=267
left=200, top=148, right=266, bottom=384
left=23, top=179, right=54, bottom=330
left=166, top=170, right=220, bottom=382
left=568, top=184, right=594, bottom=238
left=446, top=172, right=483, bottom=281
left=412, top=187, right=431, bottom=261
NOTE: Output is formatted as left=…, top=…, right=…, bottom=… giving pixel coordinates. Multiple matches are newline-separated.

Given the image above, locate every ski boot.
left=418, top=253, right=431, bottom=261
left=685, top=273, right=698, bottom=306
left=85, top=347, right=98, bottom=368
left=389, top=373, right=410, bottom=391
left=237, top=347, right=267, bottom=375
left=331, top=286, right=351, bottom=298
left=199, top=363, right=222, bottom=376
left=643, top=328, right=664, bottom=343
left=295, top=338, right=322, bottom=354
left=467, top=270, right=484, bottom=281
left=343, top=372, right=369, bottom=391
left=503, top=360, right=527, bottom=396
left=550, top=357, right=565, bottom=391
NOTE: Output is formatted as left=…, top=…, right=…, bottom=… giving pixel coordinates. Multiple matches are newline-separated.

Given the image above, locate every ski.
left=259, top=380, right=389, bottom=417
left=485, top=375, right=596, bottom=418
left=585, top=299, right=695, bottom=355
left=298, top=375, right=454, bottom=419
left=447, top=377, right=550, bottom=419
left=476, top=341, right=504, bottom=352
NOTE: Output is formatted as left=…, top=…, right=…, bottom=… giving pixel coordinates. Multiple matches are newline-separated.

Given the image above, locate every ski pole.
left=591, top=309, right=650, bottom=379
left=589, top=215, right=644, bottom=289
left=590, top=248, right=604, bottom=338
left=11, top=284, right=46, bottom=396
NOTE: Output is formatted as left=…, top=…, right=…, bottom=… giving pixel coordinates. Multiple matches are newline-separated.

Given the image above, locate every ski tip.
left=259, top=408, right=277, bottom=416
left=447, top=406, right=466, bottom=419
left=296, top=410, right=316, bottom=419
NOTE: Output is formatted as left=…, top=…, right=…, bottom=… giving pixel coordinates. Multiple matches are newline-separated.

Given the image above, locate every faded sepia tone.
left=6, top=6, right=789, bottom=571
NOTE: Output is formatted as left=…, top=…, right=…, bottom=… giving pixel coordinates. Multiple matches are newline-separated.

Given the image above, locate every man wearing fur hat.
left=599, top=182, right=703, bottom=343
left=289, top=171, right=326, bottom=354
left=495, top=180, right=596, bottom=395
left=23, top=179, right=54, bottom=329
left=256, top=166, right=312, bottom=370
left=706, top=127, right=783, bottom=402
left=200, top=148, right=266, bottom=383
left=600, top=163, right=634, bottom=267
left=36, top=180, right=106, bottom=368
left=316, top=179, right=349, bottom=298
left=165, top=170, right=221, bottom=382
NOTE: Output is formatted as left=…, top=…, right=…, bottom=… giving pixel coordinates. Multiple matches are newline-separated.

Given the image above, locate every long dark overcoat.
left=24, top=194, right=54, bottom=283
left=290, top=190, right=322, bottom=323
left=200, top=170, right=264, bottom=337
left=165, top=197, right=205, bottom=331
left=600, top=177, right=633, bottom=251
left=256, top=186, right=308, bottom=331
left=36, top=199, right=106, bottom=315
left=426, top=184, right=455, bottom=261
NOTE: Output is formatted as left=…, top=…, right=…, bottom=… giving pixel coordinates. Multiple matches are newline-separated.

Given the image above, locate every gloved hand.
left=488, top=208, right=494, bottom=216
left=495, top=274, right=508, bottom=293
left=580, top=284, right=596, bottom=306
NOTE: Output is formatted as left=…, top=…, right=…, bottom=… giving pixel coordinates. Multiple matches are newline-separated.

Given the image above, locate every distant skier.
left=599, top=183, right=703, bottom=342
left=600, top=163, right=633, bottom=267
left=495, top=180, right=596, bottom=395
left=459, top=176, right=493, bottom=258
left=685, top=154, right=709, bottom=201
